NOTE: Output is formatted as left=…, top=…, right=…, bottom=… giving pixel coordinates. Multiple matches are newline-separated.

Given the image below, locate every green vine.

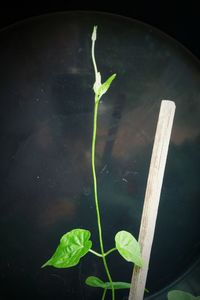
left=42, top=25, right=143, bottom=300
left=91, top=25, right=116, bottom=300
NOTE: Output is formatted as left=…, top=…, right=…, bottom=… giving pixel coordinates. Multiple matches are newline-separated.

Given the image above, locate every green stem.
left=89, top=247, right=116, bottom=258
left=91, top=27, right=98, bottom=81
left=92, top=99, right=115, bottom=300
left=89, top=249, right=102, bottom=257
left=91, top=26, right=115, bottom=300
left=104, top=247, right=117, bottom=257
left=102, top=288, right=107, bottom=300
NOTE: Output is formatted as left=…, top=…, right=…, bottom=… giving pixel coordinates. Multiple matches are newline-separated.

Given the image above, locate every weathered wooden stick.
left=128, top=100, right=176, bottom=300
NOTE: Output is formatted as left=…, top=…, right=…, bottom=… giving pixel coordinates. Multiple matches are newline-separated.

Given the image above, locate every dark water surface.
left=0, top=11, right=200, bottom=299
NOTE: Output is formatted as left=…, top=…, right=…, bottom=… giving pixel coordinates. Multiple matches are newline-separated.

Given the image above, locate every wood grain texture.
left=128, top=100, right=176, bottom=300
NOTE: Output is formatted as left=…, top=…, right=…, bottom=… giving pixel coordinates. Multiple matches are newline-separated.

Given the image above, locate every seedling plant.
left=42, top=26, right=143, bottom=300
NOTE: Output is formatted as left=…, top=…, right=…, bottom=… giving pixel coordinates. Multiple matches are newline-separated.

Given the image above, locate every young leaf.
left=85, top=276, right=105, bottom=288
left=168, top=290, right=200, bottom=300
left=91, top=25, right=97, bottom=41
left=85, top=276, right=131, bottom=289
left=42, top=229, right=92, bottom=268
left=97, top=73, right=116, bottom=99
left=115, top=230, right=143, bottom=267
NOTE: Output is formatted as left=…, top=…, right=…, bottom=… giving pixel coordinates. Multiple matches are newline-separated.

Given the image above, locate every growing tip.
left=91, top=25, right=97, bottom=41
left=41, top=261, right=49, bottom=268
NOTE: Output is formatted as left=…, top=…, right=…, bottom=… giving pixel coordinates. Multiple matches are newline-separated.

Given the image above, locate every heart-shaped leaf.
left=115, top=230, right=143, bottom=267
left=85, top=276, right=131, bottom=289
left=168, top=290, right=200, bottom=300
left=97, top=73, right=116, bottom=99
left=42, top=229, right=92, bottom=268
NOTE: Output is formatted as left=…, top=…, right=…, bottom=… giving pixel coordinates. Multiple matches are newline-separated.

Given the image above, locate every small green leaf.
left=85, top=276, right=131, bottom=289
left=97, top=73, right=116, bottom=99
left=115, top=230, right=143, bottom=267
left=85, top=276, right=105, bottom=288
left=42, top=229, right=92, bottom=268
left=168, top=290, right=200, bottom=300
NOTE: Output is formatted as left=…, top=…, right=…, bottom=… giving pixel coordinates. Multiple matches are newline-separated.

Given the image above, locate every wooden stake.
left=128, top=100, right=176, bottom=300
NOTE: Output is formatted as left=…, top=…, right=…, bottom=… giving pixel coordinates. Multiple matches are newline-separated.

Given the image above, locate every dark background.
left=0, top=3, right=200, bottom=299
left=0, top=2, right=200, bottom=60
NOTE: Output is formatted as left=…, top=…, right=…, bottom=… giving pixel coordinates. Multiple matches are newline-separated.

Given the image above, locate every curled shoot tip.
left=92, top=25, right=97, bottom=41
